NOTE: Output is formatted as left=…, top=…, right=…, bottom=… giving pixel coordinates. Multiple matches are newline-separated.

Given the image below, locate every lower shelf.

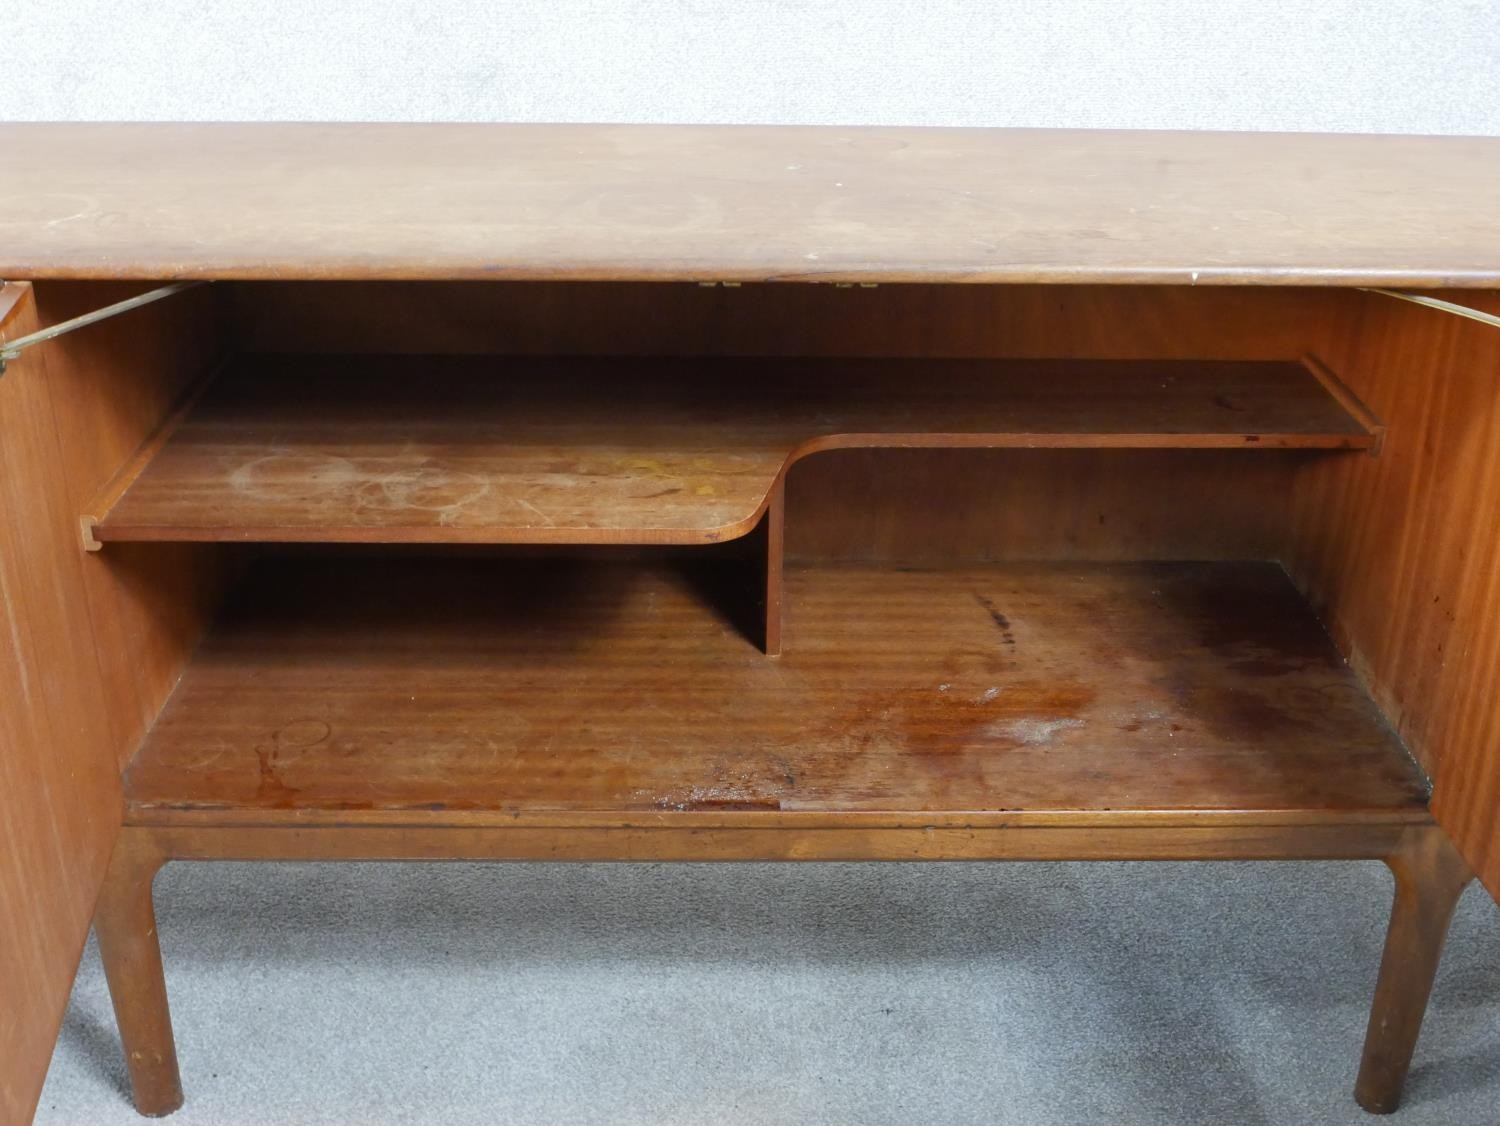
left=123, top=557, right=1429, bottom=832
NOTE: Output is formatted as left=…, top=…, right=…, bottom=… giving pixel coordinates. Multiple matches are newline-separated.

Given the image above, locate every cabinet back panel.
left=228, top=281, right=1352, bottom=360
left=787, top=448, right=1299, bottom=562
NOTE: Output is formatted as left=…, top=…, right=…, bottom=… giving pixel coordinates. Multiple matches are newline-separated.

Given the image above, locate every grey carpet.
left=36, top=860, right=1500, bottom=1125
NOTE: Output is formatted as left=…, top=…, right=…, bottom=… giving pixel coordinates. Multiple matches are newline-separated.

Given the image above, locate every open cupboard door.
left=0, top=281, right=221, bottom=1123
left=1287, top=289, right=1500, bottom=899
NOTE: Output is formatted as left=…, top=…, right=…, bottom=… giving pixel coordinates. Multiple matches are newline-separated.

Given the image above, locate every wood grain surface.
left=91, top=355, right=1373, bottom=546
left=123, top=556, right=1429, bottom=829
left=1286, top=290, right=1500, bottom=896
left=1, top=124, right=1498, bottom=285
left=228, top=282, right=1364, bottom=565
left=4, top=125, right=1496, bottom=1120
left=0, top=281, right=220, bottom=1124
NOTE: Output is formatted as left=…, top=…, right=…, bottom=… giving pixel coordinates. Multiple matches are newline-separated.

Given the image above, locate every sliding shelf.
left=124, top=557, right=1427, bottom=836
left=85, top=355, right=1377, bottom=548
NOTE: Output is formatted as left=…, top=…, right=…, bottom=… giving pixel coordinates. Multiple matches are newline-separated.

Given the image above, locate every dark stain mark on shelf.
left=974, top=593, right=1017, bottom=646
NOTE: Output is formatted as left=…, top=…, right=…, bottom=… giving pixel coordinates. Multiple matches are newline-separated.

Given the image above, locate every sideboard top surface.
left=0, top=123, right=1497, bottom=286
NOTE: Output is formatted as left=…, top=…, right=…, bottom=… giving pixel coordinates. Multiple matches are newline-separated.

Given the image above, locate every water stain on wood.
left=123, top=558, right=1428, bottom=820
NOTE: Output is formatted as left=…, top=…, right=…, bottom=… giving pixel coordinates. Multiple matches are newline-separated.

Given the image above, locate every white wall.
left=6, top=0, right=1499, bottom=133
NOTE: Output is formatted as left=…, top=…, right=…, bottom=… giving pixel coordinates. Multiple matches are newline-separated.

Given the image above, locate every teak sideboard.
left=2, top=124, right=1499, bottom=1122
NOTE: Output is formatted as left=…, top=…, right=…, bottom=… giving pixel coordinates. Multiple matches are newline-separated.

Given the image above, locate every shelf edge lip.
left=88, top=521, right=765, bottom=547
left=121, top=805, right=1435, bottom=831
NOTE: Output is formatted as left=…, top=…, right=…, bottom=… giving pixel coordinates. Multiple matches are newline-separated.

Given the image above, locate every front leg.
left=1354, top=825, right=1473, bottom=1114
left=93, top=830, right=182, bottom=1117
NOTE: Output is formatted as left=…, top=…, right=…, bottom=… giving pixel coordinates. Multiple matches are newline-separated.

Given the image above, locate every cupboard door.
left=0, top=282, right=220, bottom=1122
left=1287, top=290, right=1500, bottom=897
left=0, top=282, right=122, bottom=1122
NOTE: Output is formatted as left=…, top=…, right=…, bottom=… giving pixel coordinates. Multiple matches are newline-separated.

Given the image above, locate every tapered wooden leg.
left=1354, top=826, right=1473, bottom=1114
left=94, top=831, right=183, bottom=1117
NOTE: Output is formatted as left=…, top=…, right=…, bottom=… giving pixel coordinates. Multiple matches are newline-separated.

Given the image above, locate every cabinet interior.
left=43, top=278, right=1463, bottom=838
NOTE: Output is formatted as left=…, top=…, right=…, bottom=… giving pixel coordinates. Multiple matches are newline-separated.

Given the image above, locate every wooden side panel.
left=1285, top=291, right=1500, bottom=895
left=0, top=282, right=221, bottom=1122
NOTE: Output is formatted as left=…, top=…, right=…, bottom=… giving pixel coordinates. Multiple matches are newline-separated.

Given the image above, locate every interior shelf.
left=123, top=556, right=1427, bottom=830
left=86, top=355, right=1377, bottom=548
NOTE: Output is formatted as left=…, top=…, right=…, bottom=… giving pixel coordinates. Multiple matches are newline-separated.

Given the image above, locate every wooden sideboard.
left=2, top=124, right=1498, bottom=1121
